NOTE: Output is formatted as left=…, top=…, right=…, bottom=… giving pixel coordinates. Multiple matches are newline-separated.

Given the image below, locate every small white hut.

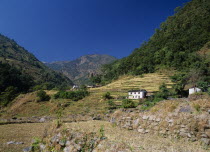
left=189, top=87, right=202, bottom=95
left=72, top=85, right=79, bottom=90
left=128, top=90, right=147, bottom=99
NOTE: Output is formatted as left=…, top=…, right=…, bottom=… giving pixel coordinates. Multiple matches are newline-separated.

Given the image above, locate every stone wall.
left=110, top=109, right=210, bottom=145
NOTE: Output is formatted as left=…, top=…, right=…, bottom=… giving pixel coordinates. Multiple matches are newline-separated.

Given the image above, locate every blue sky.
left=0, top=0, right=190, bottom=62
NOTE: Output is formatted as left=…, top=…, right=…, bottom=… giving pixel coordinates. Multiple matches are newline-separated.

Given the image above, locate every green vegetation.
left=54, top=90, right=89, bottom=101
left=95, top=0, right=210, bottom=94
left=107, top=100, right=117, bottom=110
left=0, top=34, right=73, bottom=89
left=0, top=34, right=73, bottom=106
left=102, top=92, right=113, bottom=100
left=140, top=83, right=171, bottom=110
left=121, top=99, right=136, bottom=108
left=0, top=62, right=33, bottom=106
left=36, top=90, right=50, bottom=102
left=193, top=103, right=201, bottom=112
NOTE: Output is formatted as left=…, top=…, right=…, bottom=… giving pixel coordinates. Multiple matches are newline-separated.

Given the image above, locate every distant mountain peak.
left=45, top=54, right=117, bottom=85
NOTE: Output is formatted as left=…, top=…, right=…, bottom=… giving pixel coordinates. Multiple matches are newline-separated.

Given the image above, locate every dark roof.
left=128, top=90, right=147, bottom=92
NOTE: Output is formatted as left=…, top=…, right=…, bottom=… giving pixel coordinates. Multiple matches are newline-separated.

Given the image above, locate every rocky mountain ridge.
left=45, top=54, right=117, bottom=85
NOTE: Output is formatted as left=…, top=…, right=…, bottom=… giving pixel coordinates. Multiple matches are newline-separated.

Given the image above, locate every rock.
left=145, top=129, right=150, bottom=133
left=23, top=147, right=32, bottom=152
left=66, top=140, right=71, bottom=146
left=205, top=129, right=210, bottom=137
left=208, top=109, right=210, bottom=114
left=39, top=117, right=46, bottom=123
left=7, top=141, right=15, bottom=145
left=180, top=128, right=186, bottom=132
left=138, top=128, right=145, bottom=134
left=180, top=132, right=188, bottom=138
left=110, top=118, right=115, bottom=123
left=133, top=119, right=139, bottom=129
left=179, top=106, right=192, bottom=113
left=159, top=130, right=167, bottom=134
left=59, top=140, right=66, bottom=146
left=142, top=115, right=148, bottom=120
left=39, top=144, right=46, bottom=151
left=7, top=141, right=24, bottom=145
left=92, top=115, right=101, bottom=120
left=181, top=125, right=185, bottom=128
left=74, top=144, right=82, bottom=150
left=201, top=138, right=210, bottom=145
left=51, top=135, right=60, bottom=143
left=149, top=116, right=154, bottom=121
left=15, top=142, right=24, bottom=145
left=64, top=146, right=74, bottom=152
left=156, top=118, right=161, bottom=122
left=201, top=134, right=208, bottom=138
left=168, top=119, right=174, bottom=123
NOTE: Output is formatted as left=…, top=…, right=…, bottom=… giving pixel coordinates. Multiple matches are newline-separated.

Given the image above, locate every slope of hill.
left=100, top=0, right=210, bottom=85
left=0, top=34, right=73, bottom=94
left=45, top=54, right=117, bottom=85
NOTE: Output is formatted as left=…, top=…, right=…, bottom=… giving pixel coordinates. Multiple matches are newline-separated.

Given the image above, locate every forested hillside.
left=100, top=0, right=210, bottom=86
left=0, top=34, right=73, bottom=106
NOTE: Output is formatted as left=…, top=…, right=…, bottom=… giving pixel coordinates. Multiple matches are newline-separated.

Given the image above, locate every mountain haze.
left=45, top=54, right=117, bottom=85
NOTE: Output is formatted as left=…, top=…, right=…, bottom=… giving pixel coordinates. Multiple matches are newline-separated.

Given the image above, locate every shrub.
left=208, top=87, right=210, bottom=95
left=121, top=99, right=136, bottom=108
left=0, top=86, right=17, bottom=106
left=102, top=92, right=113, bottom=100
left=36, top=90, right=50, bottom=102
left=107, top=100, right=117, bottom=110
left=193, top=103, right=201, bottom=112
left=54, top=90, right=89, bottom=101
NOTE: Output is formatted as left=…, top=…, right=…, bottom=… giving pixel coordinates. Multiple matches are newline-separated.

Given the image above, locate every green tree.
left=36, top=90, right=50, bottom=102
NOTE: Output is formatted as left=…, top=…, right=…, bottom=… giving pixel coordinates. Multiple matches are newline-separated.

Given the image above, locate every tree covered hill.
left=45, top=54, right=117, bottom=85
left=0, top=34, right=73, bottom=106
left=100, top=0, right=210, bottom=85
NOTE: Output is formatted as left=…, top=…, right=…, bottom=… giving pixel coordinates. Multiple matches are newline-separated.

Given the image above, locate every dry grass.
left=0, top=123, right=49, bottom=152
left=65, top=120, right=208, bottom=152
left=91, top=73, right=173, bottom=94
left=2, top=73, right=173, bottom=117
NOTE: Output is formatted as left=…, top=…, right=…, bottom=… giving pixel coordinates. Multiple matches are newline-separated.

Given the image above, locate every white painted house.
left=189, top=87, right=202, bottom=95
left=72, top=85, right=79, bottom=90
left=128, top=90, right=147, bottom=99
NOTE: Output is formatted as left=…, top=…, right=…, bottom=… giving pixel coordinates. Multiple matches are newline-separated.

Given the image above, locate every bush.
left=36, top=90, right=50, bottom=102
left=208, top=88, right=210, bottom=95
left=0, top=86, right=17, bottom=106
left=121, top=99, right=136, bottom=108
left=107, top=100, right=117, bottom=110
left=140, top=96, right=163, bottom=111
left=54, top=90, right=89, bottom=101
left=155, top=83, right=170, bottom=99
left=102, top=92, right=113, bottom=100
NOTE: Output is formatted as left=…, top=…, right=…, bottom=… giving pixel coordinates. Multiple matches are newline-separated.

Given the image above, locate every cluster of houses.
left=127, top=87, right=203, bottom=100
left=73, top=84, right=204, bottom=100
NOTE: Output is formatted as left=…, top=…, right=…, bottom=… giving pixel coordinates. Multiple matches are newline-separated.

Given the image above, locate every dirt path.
left=65, top=121, right=209, bottom=152
left=0, top=123, right=49, bottom=152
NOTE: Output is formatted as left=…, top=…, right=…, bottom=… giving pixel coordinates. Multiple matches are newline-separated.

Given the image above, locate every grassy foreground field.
left=0, top=123, right=49, bottom=152
left=0, top=121, right=208, bottom=152
left=66, top=121, right=207, bottom=152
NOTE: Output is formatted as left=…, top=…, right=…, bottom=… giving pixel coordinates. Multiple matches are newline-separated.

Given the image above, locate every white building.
left=128, top=90, right=147, bottom=99
left=189, top=87, right=202, bottom=95
left=72, top=85, right=79, bottom=90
